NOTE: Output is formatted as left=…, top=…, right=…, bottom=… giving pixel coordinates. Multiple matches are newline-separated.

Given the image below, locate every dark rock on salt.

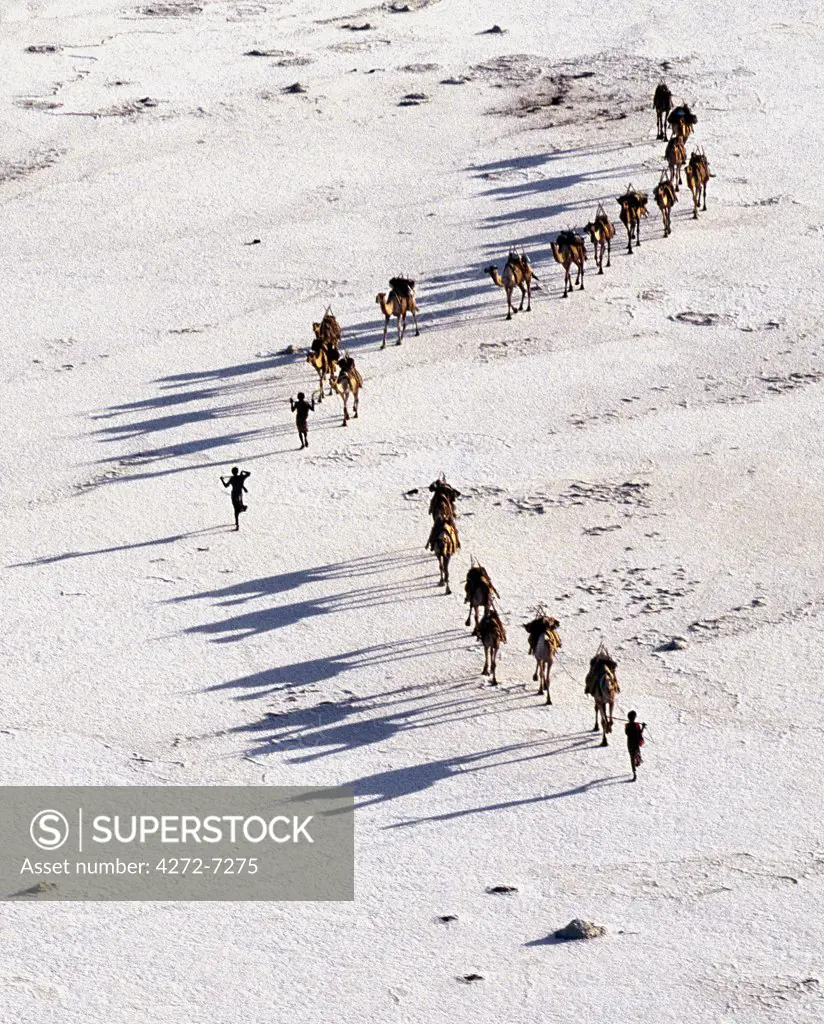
left=554, top=918, right=607, bottom=941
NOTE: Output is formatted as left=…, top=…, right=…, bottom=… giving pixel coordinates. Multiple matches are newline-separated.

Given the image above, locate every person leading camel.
left=290, top=392, right=315, bottom=449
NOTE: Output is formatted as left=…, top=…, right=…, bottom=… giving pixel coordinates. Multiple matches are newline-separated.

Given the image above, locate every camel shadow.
left=175, top=549, right=435, bottom=642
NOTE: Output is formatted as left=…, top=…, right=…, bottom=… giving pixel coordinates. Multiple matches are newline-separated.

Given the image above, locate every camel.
left=376, top=276, right=419, bottom=348
left=583, top=205, right=616, bottom=274
left=428, top=475, right=460, bottom=522
left=426, top=474, right=460, bottom=550
left=484, top=251, right=537, bottom=320
left=653, top=80, right=673, bottom=140
left=665, top=135, right=686, bottom=190
left=668, top=104, right=697, bottom=141
left=464, top=560, right=499, bottom=628
left=653, top=174, right=678, bottom=237
left=585, top=646, right=621, bottom=747
left=426, top=519, right=460, bottom=595
left=685, top=149, right=711, bottom=218
left=550, top=230, right=587, bottom=297
left=617, top=185, right=649, bottom=255
left=330, top=352, right=362, bottom=426
left=307, top=308, right=341, bottom=402
left=523, top=613, right=561, bottom=705
left=473, top=607, right=507, bottom=684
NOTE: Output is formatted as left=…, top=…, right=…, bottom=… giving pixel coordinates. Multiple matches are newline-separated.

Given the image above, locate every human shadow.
left=8, top=525, right=226, bottom=568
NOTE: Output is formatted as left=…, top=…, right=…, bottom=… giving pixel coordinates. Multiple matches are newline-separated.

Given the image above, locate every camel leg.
left=517, top=282, right=526, bottom=311
left=606, top=238, right=611, bottom=268
left=481, top=648, right=489, bottom=676
left=626, top=229, right=633, bottom=255
left=437, top=554, right=445, bottom=587
left=412, top=305, right=420, bottom=337
left=533, top=659, right=540, bottom=686
left=490, top=649, right=498, bottom=684
left=444, top=557, right=451, bottom=596
left=562, top=267, right=570, bottom=298
left=353, top=388, right=359, bottom=419
left=465, top=605, right=473, bottom=628
left=396, top=313, right=404, bottom=346
left=593, top=703, right=601, bottom=732
left=578, top=262, right=584, bottom=290
left=506, top=288, right=513, bottom=320
left=545, top=668, right=552, bottom=706
left=702, top=184, right=707, bottom=212
left=600, top=723, right=609, bottom=747
left=525, top=280, right=531, bottom=312
left=342, top=393, right=349, bottom=427
left=381, top=318, right=388, bottom=350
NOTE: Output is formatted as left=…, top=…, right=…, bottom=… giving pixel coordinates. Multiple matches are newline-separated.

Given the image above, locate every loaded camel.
left=426, top=474, right=460, bottom=595
left=330, top=351, right=362, bottom=426
left=484, top=251, right=537, bottom=319
left=550, top=230, right=587, bottom=297
left=523, top=613, right=562, bottom=705
left=665, top=135, right=686, bottom=190
left=464, top=560, right=499, bottom=628
left=653, top=80, right=673, bottom=140
left=376, top=276, right=419, bottom=348
left=653, top=174, right=678, bottom=238
left=473, top=607, right=507, bottom=685
left=583, top=205, right=616, bottom=274
left=685, top=149, right=711, bottom=218
left=617, top=185, right=649, bottom=254
left=427, top=474, right=460, bottom=542
left=307, top=307, right=341, bottom=402
left=426, top=520, right=460, bottom=595
left=668, top=103, right=697, bottom=141
left=585, top=645, right=620, bottom=747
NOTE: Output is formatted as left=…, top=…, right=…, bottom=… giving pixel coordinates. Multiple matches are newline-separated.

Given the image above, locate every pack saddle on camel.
left=330, top=351, right=362, bottom=426
left=550, top=230, right=587, bottom=297
left=685, top=149, right=711, bottom=219
left=464, top=558, right=500, bottom=628
left=473, top=606, right=507, bottom=685
left=376, top=276, right=419, bottom=348
left=307, top=307, right=341, bottom=402
left=665, top=135, right=687, bottom=190
left=427, top=474, right=460, bottom=537
left=426, top=519, right=460, bottom=595
left=653, top=173, right=678, bottom=238
left=585, top=643, right=621, bottom=746
left=653, top=80, right=673, bottom=140
left=668, top=103, right=698, bottom=141
left=583, top=205, right=616, bottom=274
left=617, top=185, right=649, bottom=254
left=484, top=250, right=537, bottom=319
left=426, top=474, right=460, bottom=595
left=523, top=612, right=562, bottom=704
